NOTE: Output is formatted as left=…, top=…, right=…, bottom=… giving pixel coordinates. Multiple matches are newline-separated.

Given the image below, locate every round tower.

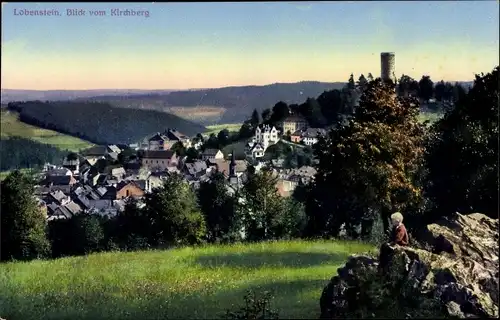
left=380, top=52, right=396, bottom=82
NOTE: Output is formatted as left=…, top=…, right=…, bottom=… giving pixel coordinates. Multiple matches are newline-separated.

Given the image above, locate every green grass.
left=0, top=240, right=374, bottom=320
left=418, top=111, right=443, bottom=124
left=205, top=123, right=242, bottom=136
left=1, top=110, right=94, bottom=152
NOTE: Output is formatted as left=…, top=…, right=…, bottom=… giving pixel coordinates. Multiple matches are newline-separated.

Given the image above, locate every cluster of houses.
left=245, top=114, right=327, bottom=159
left=33, top=121, right=322, bottom=222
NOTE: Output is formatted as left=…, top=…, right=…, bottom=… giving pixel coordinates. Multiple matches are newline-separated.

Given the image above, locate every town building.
left=291, top=128, right=327, bottom=146
left=245, top=124, right=279, bottom=159
left=141, top=150, right=178, bottom=171
left=201, top=149, right=224, bottom=161
left=281, top=115, right=308, bottom=135
left=147, top=129, right=191, bottom=151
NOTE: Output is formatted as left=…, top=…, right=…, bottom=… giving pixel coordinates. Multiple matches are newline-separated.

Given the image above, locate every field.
left=0, top=110, right=93, bottom=152
left=0, top=240, right=374, bottom=320
left=418, top=111, right=444, bottom=124
left=205, top=123, right=242, bottom=135
left=166, top=106, right=227, bottom=124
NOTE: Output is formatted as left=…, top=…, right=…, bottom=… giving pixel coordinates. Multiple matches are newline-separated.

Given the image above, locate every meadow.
left=205, top=123, right=243, bottom=135
left=0, top=110, right=93, bottom=152
left=0, top=240, right=374, bottom=320
left=418, top=111, right=444, bottom=124
left=166, top=106, right=227, bottom=124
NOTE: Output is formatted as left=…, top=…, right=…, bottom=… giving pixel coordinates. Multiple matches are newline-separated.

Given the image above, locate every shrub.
left=224, top=289, right=279, bottom=320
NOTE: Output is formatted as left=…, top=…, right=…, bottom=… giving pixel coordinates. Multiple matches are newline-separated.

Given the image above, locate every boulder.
left=320, top=213, right=499, bottom=318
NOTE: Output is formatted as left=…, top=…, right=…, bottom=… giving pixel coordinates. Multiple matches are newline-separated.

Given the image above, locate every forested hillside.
left=0, top=137, right=67, bottom=171
left=7, top=101, right=207, bottom=145
left=78, top=81, right=346, bottom=123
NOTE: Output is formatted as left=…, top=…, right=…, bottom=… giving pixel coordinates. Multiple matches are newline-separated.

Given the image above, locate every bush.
left=224, top=289, right=279, bottom=320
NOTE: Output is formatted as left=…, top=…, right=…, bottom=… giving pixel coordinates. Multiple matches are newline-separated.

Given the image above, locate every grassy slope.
left=418, top=111, right=443, bottom=124
left=0, top=240, right=374, bottom=320
left=1, top=110, right=93, bottom=152
left=204, top=123, right=242, bottom=135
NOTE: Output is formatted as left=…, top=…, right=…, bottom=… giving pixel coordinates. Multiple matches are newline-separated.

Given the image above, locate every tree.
left=261, top=108, right=272, bottom=123
left=1, top=170, right=50, bottom=261
left=185, top=147, right=200, bottom=162
left=434, top=80, right=446, bottom=102
left=418, top=76, right=434, bottom=102
left=49, top=214, right=105, bottom=257
left=197, top=172, right=240, bottom=243
left=240, top=169, right=286, bottom=241
left=270, top=198, right=307, bottom=239
left=452, top=82, right=467, bottom=103
left=309, top=79, right=425, bottom=238
left=347, top=73, right=356, bottom=90
left=194, top=133, right=205, bottom=144
left=67, top=152, right=78, bottom=161
left=317, top=89, right=345, bottom=124
left=238, top=121, right=254, bottom=140
left=357, top=74, right=368, bottom=93
left=425, top=67, right=499, bottom=219
left=398, top=75, right=419, bottom=98
left=250, top=109, right=261, bottom=128
left=217, top=129, right=231, bottom=147
left=144, top=173, right=206, bottom=246
left=269, top=101, right=290, bottom=125
left=203, top=133, right=219, bottom=150
left=299, top=97, right=326, bottom=128
left=367, top=73, right=374, bottom=82
left=170, top=141, right=186, bottom=157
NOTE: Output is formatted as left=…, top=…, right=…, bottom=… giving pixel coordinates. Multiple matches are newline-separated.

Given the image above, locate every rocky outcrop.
left=320, top=213, right=499, bottom=318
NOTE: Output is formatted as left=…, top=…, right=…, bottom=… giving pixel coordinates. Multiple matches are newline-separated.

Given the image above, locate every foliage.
left=0, top=137, right=68, bottom=171
left=424, top=66, right=499, bottom=219
left=240, top=169, right=287, bottom=241
left=198, top=171, right=241, bottom=243
left=48, top=214, right=105, bottom=257
left=170, top=141, right=186, bottom=157
left=0, top=170, right=50, bottom=261
left=418, top=76, right=434, bottom=102
left=6, top=101, right=206, bottom=145
left=309, top=78, right=425, bottom=238
left=224, top=289, right=279, bottom=320
left=250, top=109, right=261, bottom=128
left=143, top=173, right=207, bottom=246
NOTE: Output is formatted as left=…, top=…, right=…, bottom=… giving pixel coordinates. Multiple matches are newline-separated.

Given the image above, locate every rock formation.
left=320, top=213, right=499, bottom=318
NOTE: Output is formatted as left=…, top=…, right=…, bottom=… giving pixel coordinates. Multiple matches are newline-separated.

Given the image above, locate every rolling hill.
left=6, top=101, right=207, bottom=145
left=73, top=81, right=347, bottom=124
left=0, top=240, right=374, bottom=320
left=0, top=89, right=175, bottom=104
left=1, top=110, right=93, bottom=152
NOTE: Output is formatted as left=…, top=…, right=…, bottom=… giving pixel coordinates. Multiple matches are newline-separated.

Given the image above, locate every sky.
left=1, top=1, right=499, bottom=90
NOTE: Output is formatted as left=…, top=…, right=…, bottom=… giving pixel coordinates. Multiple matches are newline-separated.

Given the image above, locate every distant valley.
left=2, top=82, right=348, bottom=125
left=1, top=80, right=474, bottom=126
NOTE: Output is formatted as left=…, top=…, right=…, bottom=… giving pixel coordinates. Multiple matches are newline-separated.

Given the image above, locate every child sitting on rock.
left=389, top=212, right=409, bottom=246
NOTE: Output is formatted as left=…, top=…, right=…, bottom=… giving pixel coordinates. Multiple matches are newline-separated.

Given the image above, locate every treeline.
left=6, top=101, right=207, bottom=145
left=0, top=137, right=67, bottom=171
left=1, top=169, right=305, bottom=261
left=1, top=67, right=497, bottom=263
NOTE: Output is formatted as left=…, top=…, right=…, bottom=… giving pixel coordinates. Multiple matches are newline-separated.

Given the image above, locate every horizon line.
left=0, top=77, right=477, bottom=92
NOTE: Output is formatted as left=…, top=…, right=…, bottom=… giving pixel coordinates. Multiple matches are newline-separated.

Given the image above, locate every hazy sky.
left=1, top=1, right=498, bottom=90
